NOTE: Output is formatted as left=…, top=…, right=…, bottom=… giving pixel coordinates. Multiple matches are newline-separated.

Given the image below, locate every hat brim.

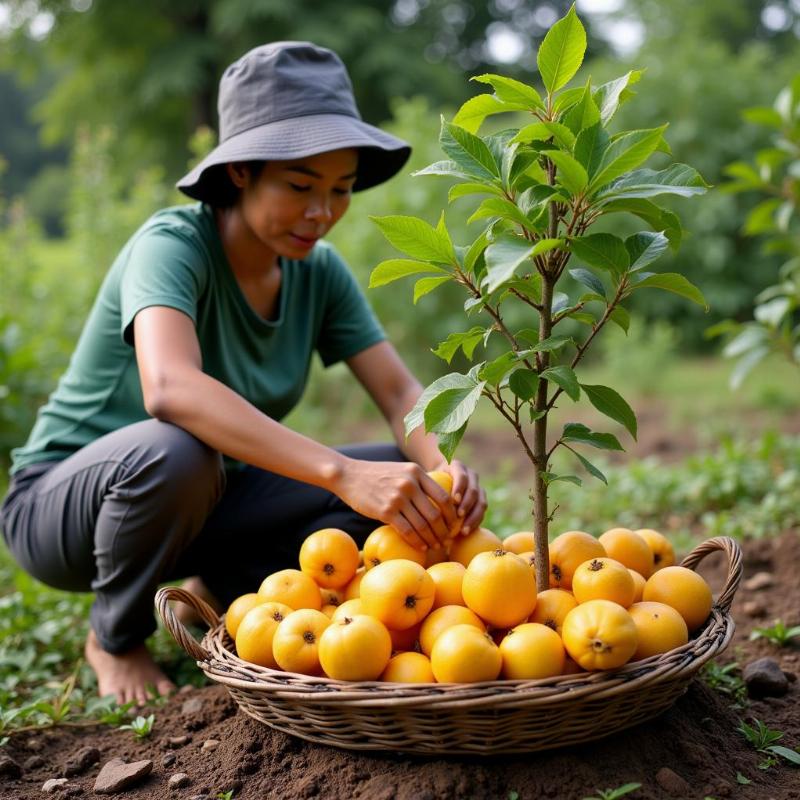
left=176, top=113, right=411, bottom=202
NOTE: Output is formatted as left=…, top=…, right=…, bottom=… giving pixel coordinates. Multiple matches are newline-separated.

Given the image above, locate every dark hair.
left=204, top=161, right=267, bottom=208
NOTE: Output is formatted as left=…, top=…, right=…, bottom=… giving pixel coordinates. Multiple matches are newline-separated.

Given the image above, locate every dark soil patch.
left=3, top=531, right=799, bottom=799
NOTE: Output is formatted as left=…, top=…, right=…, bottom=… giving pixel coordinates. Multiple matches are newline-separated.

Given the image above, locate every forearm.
left=386, top=380, right=446, bottom=471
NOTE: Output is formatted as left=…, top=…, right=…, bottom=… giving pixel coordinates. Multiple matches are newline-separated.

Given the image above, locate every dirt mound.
left=3, top=533, right=799, bottom=800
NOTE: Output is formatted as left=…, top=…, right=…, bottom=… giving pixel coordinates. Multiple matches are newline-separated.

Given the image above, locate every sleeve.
left=119, top=226, right=208, bottom=346
left=315, top=244, right=387, bottom=367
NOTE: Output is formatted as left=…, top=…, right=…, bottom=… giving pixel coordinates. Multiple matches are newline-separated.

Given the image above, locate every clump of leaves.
left=582, top=783, right=641, bottom=800
left=119, top=713, right=155, bottom=739
left=700, top=661, right=748, bottom=707
left=749, top=619, right=800, bottom=647
left=370, top=3, right=708, bottom=588
left=737, top=718, right=800, bottom=769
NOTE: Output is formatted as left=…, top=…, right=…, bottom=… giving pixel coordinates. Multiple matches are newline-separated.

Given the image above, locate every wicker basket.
left=156, top=535, right=741, bottom=755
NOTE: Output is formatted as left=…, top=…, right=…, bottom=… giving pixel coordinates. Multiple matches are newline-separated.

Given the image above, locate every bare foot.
left=174, top=576, right=223, bottom=627
left=85, top=628, right=175, bottom=706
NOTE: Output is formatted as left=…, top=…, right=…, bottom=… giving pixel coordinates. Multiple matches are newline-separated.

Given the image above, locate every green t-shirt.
left=11, top=203, right=385, bottom=474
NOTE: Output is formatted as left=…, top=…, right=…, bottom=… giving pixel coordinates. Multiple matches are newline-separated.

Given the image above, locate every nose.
left=306, top=196, right=333, bottom=223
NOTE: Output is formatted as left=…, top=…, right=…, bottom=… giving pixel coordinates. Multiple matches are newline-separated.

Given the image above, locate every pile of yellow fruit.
left=225, top=475, right=713, bottom=684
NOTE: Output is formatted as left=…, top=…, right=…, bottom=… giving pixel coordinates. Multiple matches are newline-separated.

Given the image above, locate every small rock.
left=785, top=670, right=797, bottom=682
left=26, top=737, right=43, bottom=751
left=162, top=754, right=177, bottom=768
left=93, top=758, right=153, bottom=794
left=182, top=698, right=204, bottom=715
left=744, top=657, right=789, bottom=697
left=742, top=600, right=767, bottom=617
left=179, top=684, right=194, bottom=694
left=655, top=767, right=691, bottom=797
left=64, top=746, right=101, bottom=777
left=743, top=571, right=774, bottom=591
left=168, top=772, right=191, bottom=788
left=201, top=739, right=220, bottom=752
left=0, top=754, right=22, bottom=778
left=24, top=755, right=45, bottom=770
left=42, top=778, right=69, bottom=793
left=165, top=735, right=191, bottom=749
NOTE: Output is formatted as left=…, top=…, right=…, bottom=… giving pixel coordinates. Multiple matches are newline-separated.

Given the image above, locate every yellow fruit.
left=258, top=569, right=322, bottom=610
left=499, top=623, right=566, bottom=680
left=319, top=587, right=345, bottom=608
left=528, top=588, right=578, bottom=636
left=427, top=561, right=466, bottom=609
left=598, top=527, right=655, bottom=578
left=344, top=567, right=365, bottom=600
left=321, top=604, right=339, bottom=618
left=271, top=608, right=330, bottom=675
left=418, top=605, right=485, bottom=657
left=426, top=470, right=462, bottom=538
left=299, top=527, right=360, bottom=588
left=517, top=550, right=537, bottom=573
left=363, top=525, right=426, bottom=569
left=318, top=615, right=392, bottom=681
left=381, top=651, right=435, bottom=683
left=629, top=569, right=646, bottom=604
left=561, top=599, right=638, bottom=671
left=331, top=598, right=363, bottom=623
left=449, top=527, right=503, bottom=567
left=643, top=566, right=713, bottom=632
left=462, top=550, right=537, bottom=628
left=635, top=528, right=675, bottom=571
left=359, top=559, right=435, bottom=630
left=502, top=531, right=535, bottom=554
left=224, top=593, right=268, bottom=640
left=628, top=601, right=689, bottom=660
left=548, top=531, right=606, bottom=590
left=234, top=601, right=293, bottom=668
left=572, top=557, right=637, bottom=607
left=389, top=621, right=422, bottom=653
left=424, top=545, right=449, bottom=567
left=430, top=624, right=502, bottom=683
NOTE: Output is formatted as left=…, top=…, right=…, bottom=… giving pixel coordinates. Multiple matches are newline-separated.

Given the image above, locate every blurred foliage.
left=709, top=74, right=800, bottom=386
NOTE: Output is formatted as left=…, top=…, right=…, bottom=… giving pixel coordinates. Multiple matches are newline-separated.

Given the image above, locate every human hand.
left=333, top=459, right=459, bottom=550
left=432, top=459, right=487, bottom=537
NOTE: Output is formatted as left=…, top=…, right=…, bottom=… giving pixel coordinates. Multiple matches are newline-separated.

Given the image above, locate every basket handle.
left=154, top=586, right=220, bottom=662
left=680, top=536, right=742, bottom=614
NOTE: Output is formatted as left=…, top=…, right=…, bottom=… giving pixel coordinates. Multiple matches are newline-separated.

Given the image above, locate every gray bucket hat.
left=177, top=41, right=411, bottom=202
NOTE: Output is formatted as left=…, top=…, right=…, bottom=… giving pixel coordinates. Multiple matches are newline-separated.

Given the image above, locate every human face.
left=229, top=148, right=358, bottom=262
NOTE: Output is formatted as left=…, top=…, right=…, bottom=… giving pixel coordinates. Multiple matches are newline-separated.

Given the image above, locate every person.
left=0, top=42, right=486, bottom=706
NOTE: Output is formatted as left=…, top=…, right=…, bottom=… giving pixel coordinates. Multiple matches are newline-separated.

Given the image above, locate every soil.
left=2, top=531, right=799, bottom=800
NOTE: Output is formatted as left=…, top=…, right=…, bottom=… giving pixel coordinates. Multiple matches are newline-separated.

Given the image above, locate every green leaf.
left=432, top=328, right=486, bottom=363
left=508, top=368, right=539, bottom=401
left=537, top=4, right=587, bottom=94
left=512, top=121, right=576, bottom=150
left=601, top=198, right=683, bottom=250
left=479, top=352, right=519, bottom=386
left=452, top=93, right=524, bottom=134
left=462, top=228, right=492, bottom=274
left=625, top=231, right=669, bottom=271
left=436, top=423, right=467, bottom=463
left=448, top=182, right=505, bottom=202
left=467, top=197, right=533, bottom=230
left=371, top=215, right=456, bottom=264
left=561, top=81, right=601, bottom=135
left=541, top=364, right=580, bottom=401
left=414, top=275, right=451, bottom=303
left=519, top=334, right=574, bottom=352
left=736, top=773, right=752, bottom=785
left=472, top=73, right=545, bottom=110
left=742, top=106, right=784, bottom=128
left=412, top=160, right=474, bottom=180
left=631, top=272, right=708, bottom=310
left=562, top=421, right=623, bottom=450
left=609, top=305, right=631, bottom=333
left=483, top=235, right=563, bottom=292
left=570, top=233, right=629, bottom=278
left=581, top=384, right=637, bottom=439
left=569, top=448, right=608, bottom=484
left=589, top=126, right=668, bottom=191
left=593, top=71, right=643, bottom=125
left=424, top=382, right=485, bottom=434
left=543, top=150, right=589, bottom=195
left=552, top=86, right=586, bottom=115
left=596, top=163, right=709, bottom=203
left=440, top=119, right=500, bottom=181
left=574, top=123, right=610, bottom=178
left=766, top=745, right=800, bottom=766
left=542, top=472, right=582, bottom=487
left=369, top=259, right=447, bottom=288
left=404, top=373, right=477, bottom=436
left=569, top=267, right=606, bottom=298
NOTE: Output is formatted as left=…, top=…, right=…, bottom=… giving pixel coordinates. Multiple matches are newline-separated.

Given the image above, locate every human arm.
left=346, top=340, right=487, bottom=537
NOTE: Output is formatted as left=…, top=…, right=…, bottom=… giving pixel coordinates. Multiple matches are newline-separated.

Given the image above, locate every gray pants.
left=0, top=419, right=403, bottom=653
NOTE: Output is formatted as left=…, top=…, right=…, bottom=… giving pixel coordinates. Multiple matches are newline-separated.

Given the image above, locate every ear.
left=225, top=162, right=251, bottom=189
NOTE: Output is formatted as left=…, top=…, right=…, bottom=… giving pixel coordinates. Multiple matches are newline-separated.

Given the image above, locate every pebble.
left=743, top=657, right=789, bottom=697
left=743, top=571, right=774, bottom=591
left=165, top=735, right=191, bottom=748
left=63, top=745, right=100, bottom=777
left=162, top=754, right=177, bottom=768
left=42, top=778, right=69, bottom=793
left=742, top=600, right=767, bottom=617
left=179, top=684, right=194, bottom=694
left=201, top=739, right=220, bottom=751
left=168, top=772, right=191, bottom=788
left=0, top=754, right=22, bottom=778
left=24, top=755, right=45, bottom=770
left=655, top=766, right=691, bottom=797
left=182, top=697, right=204, bottom=715
left=93, top=757, right=153, bottom=794
left=26, top=737, right=42, bottom=751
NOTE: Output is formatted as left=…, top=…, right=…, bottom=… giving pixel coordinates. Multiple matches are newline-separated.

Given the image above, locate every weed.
left=118, top=713, right=155, bottom=739
left=582, top=783, right=641, bottom=800
left=217, top=791, right=235, bottom=800
left=749, top=619, right=800, bottom=647
left=700, top=661, right=747, bottom=707
left=738, top=718, right=800, bottom=769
